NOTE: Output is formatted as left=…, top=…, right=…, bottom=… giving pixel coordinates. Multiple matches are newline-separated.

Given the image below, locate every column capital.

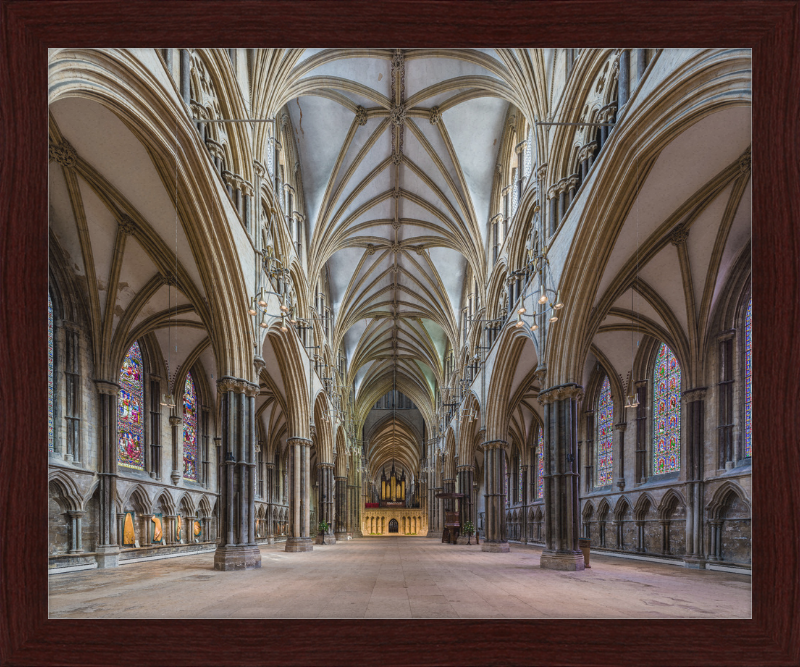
left=537, top=383, right=584, bottom=405
left=479, top=440, right=510, bottom=453
left=168, top=415, right=182, bottom=426
left=613, top=422, right=627, bottom=432
left=317, top=462, right=335, bottom=470
left=287, top=436, right=313, bottom=447
left=682, top=387, right=708, bottom=403
left=94, top=380, right=120, bottom=396
left=456, top=464, right=475, bottom=472
left=217, top=376, right=259, bottom=396
left=717, top=329, right=736, bottom=342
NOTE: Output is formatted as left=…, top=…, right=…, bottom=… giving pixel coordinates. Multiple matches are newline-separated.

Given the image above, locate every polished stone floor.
left=48, top=537, right=751, bottom=619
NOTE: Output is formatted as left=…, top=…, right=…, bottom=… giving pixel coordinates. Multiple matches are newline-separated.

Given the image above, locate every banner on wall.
left=176, top=515, right=182, bottom=542
left=151, top=513, right=163, bottom=544
left=123, top=511, right=135, bottom=547
left=194, top=520, right=202, bottom=541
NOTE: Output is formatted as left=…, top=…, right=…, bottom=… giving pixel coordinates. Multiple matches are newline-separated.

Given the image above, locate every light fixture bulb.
left=248, top=308, right=257, bottom=316
left=259, top=321, right=268, bottom=329
left=515, top=318, right=524, bottom=328
left=280, top=304, right=288, bottom=312
left=538, top=293, right=548, bottom=304
left=530, top=323, right=538, bottom=331
left=518, top=307, right=526, bottom=314
left=549, top=315, right=558, bottom=323
left=258, top=299, right=267, bottom=307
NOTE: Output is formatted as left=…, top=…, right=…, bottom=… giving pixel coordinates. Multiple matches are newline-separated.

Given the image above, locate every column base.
left=213, top=545, right=262, bottom=571
left=455, top=535, right=471, bottom=545
left=334, top=532, right=348, bottom=541
left=481, top=541, right=510, bottom=553
left=285, top=537, right=314, bottom=552
left=539, top=550, right=585, bottom=571
left=94, top=545, right=120, bottom=568
left=315, top=534, right=336, bottom=545
left=683, top=556, right=707, bottom=569
left=426, top=531, right=442, bottom=539
left=266, top=535, right=275, bottom=544
left=353, top=529, right=364, bottom=538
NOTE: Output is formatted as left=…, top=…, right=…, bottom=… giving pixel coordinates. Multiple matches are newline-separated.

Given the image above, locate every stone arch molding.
left=48, top=47, right=257, bottom=383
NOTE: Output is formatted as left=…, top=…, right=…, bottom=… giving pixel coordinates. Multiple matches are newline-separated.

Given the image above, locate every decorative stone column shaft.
left=480, top=440, right=510, bottom=552
left=286, top=437, right=313, bottom=552
left=538, top=383, right=585, bottom=570
left=618, top=49, right=630, bottom=109
left=334, top=476, right=347, bottom=540
left=94, top=380, right=120, bottom=568
left=683, top=387, right=707, bottom=569
left=317, top=463, right=336, bottom=544
left=179, top=49, right=191, bottom=106
left=169, top=415, right=182, bottom=485
left=214, top=377, right=261, bottom=570
left=456, top=465, right=475, bottom=532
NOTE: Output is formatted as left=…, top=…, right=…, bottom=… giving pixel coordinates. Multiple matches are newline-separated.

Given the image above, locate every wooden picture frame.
left=1, top=1, right=796, bottom=664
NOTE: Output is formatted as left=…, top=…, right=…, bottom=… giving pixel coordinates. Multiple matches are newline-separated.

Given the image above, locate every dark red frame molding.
left=1, top=1, right=797, bottom=665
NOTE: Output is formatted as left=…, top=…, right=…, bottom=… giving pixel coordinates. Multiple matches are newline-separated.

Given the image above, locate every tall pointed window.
left=518, top=457, right=523, bottom=503
left=48, top=293, right=54, bottom=451
left=653, top=343, right=681, bottom=474
left=536, top=428, right=544, bottom=500
left=118, top=341, right=145, bottom=470
left=743, top=299, right=752, bottom=458
left=596, top=376, right=614, bottom=486
left=183, top=372, right=198, bottom=481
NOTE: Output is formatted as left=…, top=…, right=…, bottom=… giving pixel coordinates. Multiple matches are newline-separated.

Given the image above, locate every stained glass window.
left=511, top=168, right=519, bottom=215
left=536, top=428, right=544, bottom=500
left=653, top=343, right=681, bottom=474
left=518, top=460, right=523, bottom=504
left=48, top=293, right=54, bottom=451
left=118, top=341, right=144, bottom=470
left=744, top=299, right=752, bottom=458
left=183, top=372, right=198, bottom=480
left=504, top=469, right=509, bottom=507
left=596, top=377, right=614, bottom=486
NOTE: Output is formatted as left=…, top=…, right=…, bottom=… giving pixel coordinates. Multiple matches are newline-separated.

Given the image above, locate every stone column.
left=214, top=378, right=261, bottom=570
left=683, top=387, right=707, bottom=569
left=547, top=186, right=558, bottom=236
left=163, top=515, right=177, bottom=545
left=557, top=180, right=567, bottom=227
left=139, top=514, right=153, bottom=546
left=317, top=463, right=336, bottom=544
left=480, top=440, right=510, bottom=552
left=265, top=463, right=275, bottom=543
left=618, top=49, right=630, bottom=110
left=659, top=519, right=670, bottom=555
left=179, top=49, right=191, bottom=106
left=68, top=511, right=85, bottom=554
left=286, top=437, right=313, bottom=552
left=456, top=465, right=475, bottom=532
left=335, top=476, right=348, bottom=541
left=520, top=465, right=528, bottom=542
left=169, top=415, right=182, bottom=485
left=538, top=384, right=585, bottom=570
left=615, top=422, right=627, bottom=490
left=94, top=380, right=120, bottom=568
left=634, top=49, right=647, bottom=85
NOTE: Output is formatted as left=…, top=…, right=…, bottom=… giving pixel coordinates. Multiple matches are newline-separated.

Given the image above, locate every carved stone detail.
left=389, top=104, right=407, bottom=127
left=670, top=224, right=690, bottom=246
left=365, top=244, right=375, bottom=256
left=391, top=152, right=403, bottom=165
left=354, top=106, right=368, bottom=126
left=537, top=383, right=584, bottom=405
left=118, top=215, right=138, bottom=237
left=429, top=106, right=442, bottom=125
left=49, top=140, right=77, bottom=168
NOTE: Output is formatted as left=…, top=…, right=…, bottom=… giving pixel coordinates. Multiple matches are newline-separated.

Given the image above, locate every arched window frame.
left=118, top=341, right=146, bottom=471
left=651, top=342, right=682, bottom=476
left=595, top=376, right=614, bottom=487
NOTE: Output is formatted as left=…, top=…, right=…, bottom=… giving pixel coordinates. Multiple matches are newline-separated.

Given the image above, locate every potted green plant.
left=317, top=520, right=330, bottom=545
left=462, top=520, right=475, bottom=545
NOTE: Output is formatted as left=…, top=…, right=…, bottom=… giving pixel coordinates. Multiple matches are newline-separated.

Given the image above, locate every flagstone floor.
left=48, top=537, right=751, bottom=619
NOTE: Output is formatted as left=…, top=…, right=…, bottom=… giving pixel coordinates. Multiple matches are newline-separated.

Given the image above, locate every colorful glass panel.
left=744, top=299, right=752, bottom=458
left=518, top=462, right=523, bottom=504
left=653, top=343, right=681, bottom=474
left=537, top=429, right=544, bottom=500
left=118, top=341, right=144, bottom=469
left=48, top=293, right=54, bottom=451
left=183, top=372, right=198, bottom=480
left=525, top=128, right=533, bottom=178
left=596, top=377, right=614, bottom=486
